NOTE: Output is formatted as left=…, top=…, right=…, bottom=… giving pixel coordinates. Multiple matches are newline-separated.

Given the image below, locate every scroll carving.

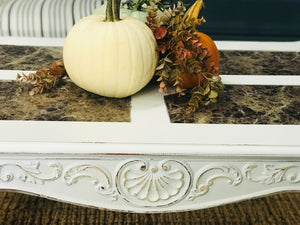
left=188, top=165, right=242, bottom=201
left=0, top=162, right=62, bottom=184
left=64, top=164, right=117, bottom=200
left=243, top=164, right=300, bottom=184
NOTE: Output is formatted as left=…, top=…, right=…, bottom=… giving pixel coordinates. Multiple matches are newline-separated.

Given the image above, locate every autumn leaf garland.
left=17, top=60, right=67, bottom=96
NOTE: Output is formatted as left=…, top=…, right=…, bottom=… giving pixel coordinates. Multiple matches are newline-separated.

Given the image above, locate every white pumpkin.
left=63, top=1, right=157, bottom=98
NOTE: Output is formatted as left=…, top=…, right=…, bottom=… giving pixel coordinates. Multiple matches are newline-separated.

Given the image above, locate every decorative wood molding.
left=0, top=162, right=62, bottom=184
left=64, top=164, right=117, bottom=200
left=243, top=164, right=300, bottom=184
left=188, top=165, right=243, bottom=201
left=115, top=159, right=192, bottom=207
left=0, top=157, right=299, bottom=212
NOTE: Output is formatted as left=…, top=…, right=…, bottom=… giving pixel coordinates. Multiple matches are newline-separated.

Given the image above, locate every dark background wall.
left=185, top=0, right=300, bottom=41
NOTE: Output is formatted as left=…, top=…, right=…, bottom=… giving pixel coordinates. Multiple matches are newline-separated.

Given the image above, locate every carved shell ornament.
left=116, top=160, right=191, bottom=207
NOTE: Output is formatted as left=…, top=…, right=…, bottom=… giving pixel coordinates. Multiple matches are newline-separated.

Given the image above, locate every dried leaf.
left=156, top=76, right=163, bottom=81
left=16, top=60, right=67, bottom=95
left=164, top=57, right=173, bottom=63
left=159, top=81, right=166, bottom=88
left=156, top=63, right=165, bottom=70
left=161, top=70, right=169, bottom=79
left=203, top=85, right=210, bottom=95
left=154, top=26, right=168, bottom=39
left=208, top=90, right=218, bottom=99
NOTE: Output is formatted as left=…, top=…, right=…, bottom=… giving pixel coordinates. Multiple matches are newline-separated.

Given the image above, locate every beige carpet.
left=0, top=191, right=299, bottom=225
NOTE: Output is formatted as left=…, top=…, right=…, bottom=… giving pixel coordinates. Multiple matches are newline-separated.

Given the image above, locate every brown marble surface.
left=0, top=45, right=62, bottom=70
left=0, top=44, right=299, bottom=124
left=220, top=51, right=300, bottom=75
left=0, top=80, right=130, bottom=122
left=165, top=85, right=300, bottom=124
left=1, top=45, right=300, bottom=75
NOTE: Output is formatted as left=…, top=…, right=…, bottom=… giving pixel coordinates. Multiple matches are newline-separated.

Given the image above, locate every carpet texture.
left=0, top=192, right=299, bottom=225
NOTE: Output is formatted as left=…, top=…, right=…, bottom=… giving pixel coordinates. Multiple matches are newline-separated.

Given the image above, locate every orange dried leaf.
left=154, top=26, right=168, bottom=39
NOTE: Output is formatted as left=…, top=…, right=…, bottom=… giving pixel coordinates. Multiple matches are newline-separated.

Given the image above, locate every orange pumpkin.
left=197, top=32, right=220, bottom=70
left=181, top=32, right=219, bottom=89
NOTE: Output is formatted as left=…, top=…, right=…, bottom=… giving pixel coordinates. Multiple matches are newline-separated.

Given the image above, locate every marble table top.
left=1, top=44, right=300, bottom=74
left=0, top=43, right=299, bottom=125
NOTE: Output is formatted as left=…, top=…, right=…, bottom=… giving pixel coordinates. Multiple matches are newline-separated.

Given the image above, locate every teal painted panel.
left=184, top=0, right=300, bottom=41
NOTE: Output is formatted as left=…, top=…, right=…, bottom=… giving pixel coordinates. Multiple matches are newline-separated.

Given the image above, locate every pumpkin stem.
left=184, top=0, right=204, bottom=21
left=106, top=0, right=121, bottom=21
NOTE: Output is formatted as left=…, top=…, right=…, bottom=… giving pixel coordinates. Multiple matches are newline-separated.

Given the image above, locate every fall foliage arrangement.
left=147, top=0, right=224, bottom=112
left=17, top=0, right=224, bottom=113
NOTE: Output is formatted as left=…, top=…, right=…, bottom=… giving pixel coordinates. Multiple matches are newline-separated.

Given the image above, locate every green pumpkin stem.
left=106, top=0, right=121, bottom=21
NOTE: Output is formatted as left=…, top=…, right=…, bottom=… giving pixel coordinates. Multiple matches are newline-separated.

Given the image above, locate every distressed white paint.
left=0, top=37, right=299, bottom=213
left=0, top=79, right=299, bottom=147
left=215, top=40, right=300, bottom=52
left=0, top=155, right=299, bottom=213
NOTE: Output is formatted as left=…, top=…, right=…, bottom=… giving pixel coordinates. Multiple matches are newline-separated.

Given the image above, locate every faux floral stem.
left=132, top=0, right=146, bottom=11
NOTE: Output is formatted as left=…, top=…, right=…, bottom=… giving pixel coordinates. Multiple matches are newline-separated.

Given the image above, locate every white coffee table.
left=0, top=37, right=299, bottom=213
